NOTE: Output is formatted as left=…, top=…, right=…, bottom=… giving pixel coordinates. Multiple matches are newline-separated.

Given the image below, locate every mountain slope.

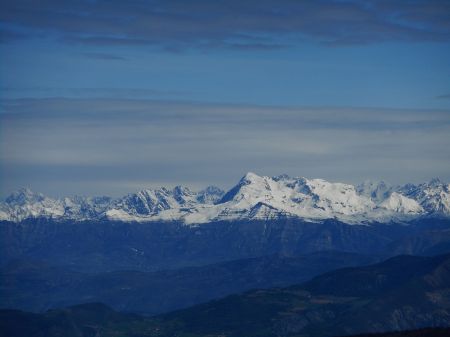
left=1, top=306, right=449, bottom=337
left=1, top=254, right=450, bottom=337
left=400, top=179, right=450, bottom=214
left=0, top=251, right=379, bottom=315
left=1, top=217, right=450, bottom=272
left=150, top=253, right=450, bottom=337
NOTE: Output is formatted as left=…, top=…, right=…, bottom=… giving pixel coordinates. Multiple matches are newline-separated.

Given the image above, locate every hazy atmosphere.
left=1, top=0, right=450, bottom=197
left=2, top=3, right=450, bottom=336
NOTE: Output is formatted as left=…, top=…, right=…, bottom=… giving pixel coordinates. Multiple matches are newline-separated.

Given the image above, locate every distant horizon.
left=2, top=99, right=450, bottom=198
left=1, top=0, right=449, bottom=198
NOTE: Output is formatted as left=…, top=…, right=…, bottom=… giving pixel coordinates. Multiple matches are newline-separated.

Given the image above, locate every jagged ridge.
left=0, top=173, right=449, bottom=224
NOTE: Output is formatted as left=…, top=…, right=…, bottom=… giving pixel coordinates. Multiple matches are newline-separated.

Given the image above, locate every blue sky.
left=1, top=0, right=450, bottom=197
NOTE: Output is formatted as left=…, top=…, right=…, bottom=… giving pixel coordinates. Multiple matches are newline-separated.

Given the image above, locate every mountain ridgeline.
left=1, top=173, right=449, bottom=224
left=153, top=253, right=450, bottom=337
left=2, top=217, right=450, bottom=273
left=0, top=251, right=379, bottom=315
left=1, top=253, right=450, bottom=337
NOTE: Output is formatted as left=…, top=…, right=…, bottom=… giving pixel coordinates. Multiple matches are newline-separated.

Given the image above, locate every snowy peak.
left=429, top=177, right=444, bottom=187
left=219, top=172, right=266, bottom=203
left=218, top=173, right=379, bottom=221
left=111, top=186, right=198, bottom=217
left=399, top=179, right=450, bottom=214
left=173, top=186, right=195, bottom=202
left=303, top=179, right=375, bottom=215
left=0, top=189, right=115, bottom=222
left=61, top=196, right=112, bottom=219
left=1, top=174, right=449, bottom=224
left=222, top=173, right=272, bottom=203
left=356, top=180, right=393, bottom=203
left=379, top=192, right=423, bottom=214
left=114, top=189, right=172, bottom=216
left=5, top=188, right=46, bottom=205
left=196, top=186, right=224, bottom=204
left=106, top=185, right=224, bottom=222
left=1, top=189, right=64, bottom=222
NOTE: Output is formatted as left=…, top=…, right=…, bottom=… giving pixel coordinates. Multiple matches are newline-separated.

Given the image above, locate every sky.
left=1, top=0, right=450, bottom=197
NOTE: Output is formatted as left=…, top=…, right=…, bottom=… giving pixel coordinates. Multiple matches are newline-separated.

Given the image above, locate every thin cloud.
left=0, top=87, right=190, bottom=99
left=1, top=98, right=449, bottom=197
left=1, top=0, right=449, bottom=51
left=81, top=52, right=128, bottom=61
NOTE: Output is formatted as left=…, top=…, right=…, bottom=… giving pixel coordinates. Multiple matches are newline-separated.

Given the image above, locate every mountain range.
left=1, top=173, right=449, bottom=224
left=1, top=174, right=450, bottom=336
left=2, top=253, right=450, bottom=337
left=0, top=251, right=379, bottom=315
left=152, top=253, right=450, bottom=336
left=1, top=173, right=450, bottom=336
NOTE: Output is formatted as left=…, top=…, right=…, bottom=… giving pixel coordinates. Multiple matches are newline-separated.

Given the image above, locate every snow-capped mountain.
left=379, top=192, right=423, bottom=214
left=356, top=180, right=393, bottom=203
left=1, top=173, right=449, bottom=224
left=105, top=186, right=223, bottom=222
left=0, top=188, right=113, bottom=222
left=399, top=178, right=450, bottom=214
left=0, top=188, right=66, bottom=221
